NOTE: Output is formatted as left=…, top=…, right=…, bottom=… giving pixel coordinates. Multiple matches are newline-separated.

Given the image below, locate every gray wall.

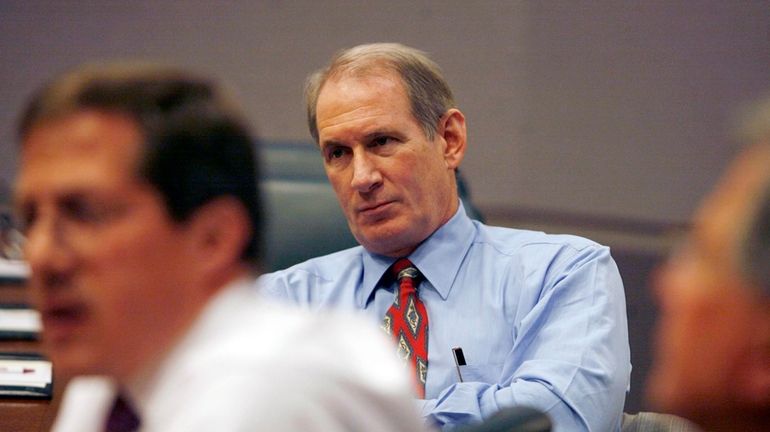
left=2, top=1, right=768, bottom=225
left=2, top=0, right=768, bottom=413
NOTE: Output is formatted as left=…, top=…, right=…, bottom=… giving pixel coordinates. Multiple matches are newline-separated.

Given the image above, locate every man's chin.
left=355, top=232, right=416, bottom=257
left=47, top=344, right=104, bottom=378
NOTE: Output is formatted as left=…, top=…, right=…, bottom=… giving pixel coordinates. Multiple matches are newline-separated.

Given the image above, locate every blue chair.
left=260, top=141, right=483, bottom=271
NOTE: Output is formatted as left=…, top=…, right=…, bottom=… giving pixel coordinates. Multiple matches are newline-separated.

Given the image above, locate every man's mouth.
left=357, top=200, right=394, bottom=215
left=40, top=301, right=88, bottom=343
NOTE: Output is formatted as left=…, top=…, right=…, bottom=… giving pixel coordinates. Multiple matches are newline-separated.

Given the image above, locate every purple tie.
left=105, top=393, right=140, bottom=432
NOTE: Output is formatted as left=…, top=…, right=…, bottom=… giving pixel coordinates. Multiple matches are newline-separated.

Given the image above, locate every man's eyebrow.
left=363, top=129, right=403, bottom=141
left=363, top=130, right=387, bottom=141
left=319, top=138, right=345, bottom=150
left=320, top=129, right=403, bottom=149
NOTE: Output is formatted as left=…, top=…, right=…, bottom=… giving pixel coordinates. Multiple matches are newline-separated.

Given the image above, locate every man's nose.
left=350, top=152, right=383, bottom=193
left=24, top=213, right=73, bottom=277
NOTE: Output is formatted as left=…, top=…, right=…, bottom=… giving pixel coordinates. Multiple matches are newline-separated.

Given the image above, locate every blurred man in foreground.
left=261, top=42, right=631, bottom=431
left=647, top=101, right=770, bottom=431
left=14, top=63, right=424, bottom=432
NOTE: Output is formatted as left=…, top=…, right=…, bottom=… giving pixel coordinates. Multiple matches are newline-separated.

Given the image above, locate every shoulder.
left=473, top=222, right=609, bottom=263
left=166, top=306, right=423, bottom=431
left=260, top=246, right=364, bottom=285
left=253, top=308, right=423, bottom=430
left=467, top=223, right=621, bottom=298
left=251, top=304, right=397, bottom=370
left=257, top=246, right=366, bottom=303
left=179, top=298, right=401, bottom=380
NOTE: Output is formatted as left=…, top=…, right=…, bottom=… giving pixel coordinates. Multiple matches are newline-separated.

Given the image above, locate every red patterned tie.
left=382, top=258, right=428, bottom=397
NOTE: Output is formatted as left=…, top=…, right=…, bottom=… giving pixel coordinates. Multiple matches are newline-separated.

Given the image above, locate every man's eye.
left=372, top=136, right=393, bottom=146
left=62, top=198, right=115, bottom=225
left=327, top=147, right=348, bottom=161
left=16, top=206, right=36, bottom=234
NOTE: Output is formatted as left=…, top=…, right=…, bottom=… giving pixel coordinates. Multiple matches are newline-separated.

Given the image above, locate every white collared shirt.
left=52, top=279, right=426, bottom=432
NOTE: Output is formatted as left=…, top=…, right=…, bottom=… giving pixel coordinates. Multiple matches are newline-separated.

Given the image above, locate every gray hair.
left=737, top=94, right=770, bottom=146
left=305, top=43, right=455, bottom=143
left=741, top=176, right=770, bottom=295
left=736, top=96, right=770, bottom=295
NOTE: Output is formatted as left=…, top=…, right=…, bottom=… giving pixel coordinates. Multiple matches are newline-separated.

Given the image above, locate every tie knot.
left=391, top=258, right=420, bottom=281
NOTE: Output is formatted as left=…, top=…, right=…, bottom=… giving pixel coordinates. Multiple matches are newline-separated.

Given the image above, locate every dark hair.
left=18, top=63, right=263, bottom=265
left=305, top=43, right=455, bottom=143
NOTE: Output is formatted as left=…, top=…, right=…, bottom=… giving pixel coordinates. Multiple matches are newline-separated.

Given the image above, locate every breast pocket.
left=458, top=363, right=503, bottom=383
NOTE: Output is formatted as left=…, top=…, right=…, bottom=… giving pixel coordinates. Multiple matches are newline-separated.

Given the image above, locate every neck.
left=203, top=264, right=251, bottom=296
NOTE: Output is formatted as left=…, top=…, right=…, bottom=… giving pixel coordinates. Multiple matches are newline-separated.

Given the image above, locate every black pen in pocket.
left=452, top=347, right=466, bottom=382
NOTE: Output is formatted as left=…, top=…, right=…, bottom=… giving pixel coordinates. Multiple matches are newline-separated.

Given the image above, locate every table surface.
left=0, top=281, right=63, bottom=432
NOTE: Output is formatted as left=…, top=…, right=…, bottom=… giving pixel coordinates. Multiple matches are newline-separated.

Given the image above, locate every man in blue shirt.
left=260, top=43, right=631, bottom=431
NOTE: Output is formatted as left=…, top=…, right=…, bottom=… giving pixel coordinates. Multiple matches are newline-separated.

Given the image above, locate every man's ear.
left=185, top=197, right=251, bottom=281
left=437, top=108, right=467, bottom=170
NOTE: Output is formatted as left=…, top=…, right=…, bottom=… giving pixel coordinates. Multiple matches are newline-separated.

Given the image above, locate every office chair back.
left=621, top=412, right=702, bottom=432
left=261, top=141, right=483, bottom=271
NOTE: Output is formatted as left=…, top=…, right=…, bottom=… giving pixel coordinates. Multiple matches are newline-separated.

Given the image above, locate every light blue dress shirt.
left=259, top=203, right=631, bottom=431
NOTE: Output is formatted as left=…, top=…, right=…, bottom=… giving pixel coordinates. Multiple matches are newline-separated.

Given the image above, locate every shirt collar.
left=357, top=201, right=475, bottom=305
